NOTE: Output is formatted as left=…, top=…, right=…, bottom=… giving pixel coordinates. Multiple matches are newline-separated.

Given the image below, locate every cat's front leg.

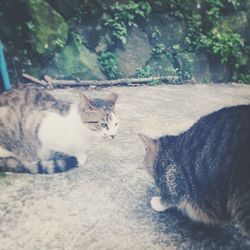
left=150, top=196, right=169, bottom=212
left=77, top=154, right=87, bottom=166
left=38, top=147, right=51, bottom=160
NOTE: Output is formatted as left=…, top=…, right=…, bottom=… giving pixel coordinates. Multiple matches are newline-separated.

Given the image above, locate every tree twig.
left=22, top=73, right=179, bottom=88
left=22, top=73, right=47, bottom=87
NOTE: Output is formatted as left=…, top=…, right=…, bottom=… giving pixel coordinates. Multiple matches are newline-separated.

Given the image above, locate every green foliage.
left=136, top=65, right=152, bottom=78
left=74, top=0, right=107, bottom=23
left=199, top=28, right=244, bottom=64
left=176, top=53, right=194, bottom=80
left=165, top=45, right=194, bottom=81
left=239, top=73, right=250, bottom=84
left=54, top=38, right=65, bottom=49
left=205, top=0, right=223, bottom=23
left=136, top=65, right=162, bottom=85
left=152, top=43, right=166, bottom=56
left=71, top=31, right=84, bottom=45
left=1, top=0, right=249, bottom=83
left=168, top=0, right=248, bottom=82
left=184, top=14, right=202, bottom=51
left=98, top=51, right=121, bottom=79
left=151, top=26, right=161, bottom=40
left=25, top=0, right=69, bottom=55
left=50, top=31, right=105, bottom=80
left=102, top=1, right=151, bottom=44
left=26, top=21, right=35, bottom=32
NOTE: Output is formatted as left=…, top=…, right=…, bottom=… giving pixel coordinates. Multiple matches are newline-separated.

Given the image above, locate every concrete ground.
left=1, top=84, right=250, bottom=250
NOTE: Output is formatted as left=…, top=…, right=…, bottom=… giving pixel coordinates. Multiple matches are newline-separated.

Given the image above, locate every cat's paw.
left=77, top=154, right=87, bottom=166
left=150, top=196, right=169, bottom=212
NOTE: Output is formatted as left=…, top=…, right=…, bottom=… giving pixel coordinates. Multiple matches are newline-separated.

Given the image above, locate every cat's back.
left=203, top=104, right=250, bottom=127
left=180, top=104, right=250, bottom=148
left=176, top=105, right=250, bottom=187
left=0, top=87, right=71, bottom=158
left=0, top=87, right=70, bottom=113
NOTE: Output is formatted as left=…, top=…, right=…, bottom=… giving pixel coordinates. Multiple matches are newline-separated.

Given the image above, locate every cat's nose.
left=111, top=135, right=115, bottom=139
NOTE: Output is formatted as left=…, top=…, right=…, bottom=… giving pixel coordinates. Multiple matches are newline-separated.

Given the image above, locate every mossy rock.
left=193, top=53, right=211, bottom=83
left=26, top=0, right=69, bottom=55
left=73, top=22, right=101, bottom=51
left=176, top=52, right=195, bottom=80
left=208, top=57, right=228, bottom=82
left=45, top=35, right=105, bottom=80
left=115, top=27, right=152, bottom=77
left=148, top=55, right=177, bottom=76
left=145, top=14, right=186, bottom=48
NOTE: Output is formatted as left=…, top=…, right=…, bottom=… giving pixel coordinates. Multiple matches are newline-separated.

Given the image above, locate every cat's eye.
left=101, top=123, right=108, bottom=128
left=115, top=123, right=118, bottom=126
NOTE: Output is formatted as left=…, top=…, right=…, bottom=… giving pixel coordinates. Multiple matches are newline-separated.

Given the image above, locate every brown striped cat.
left=0, top=87, right=119, bottom=174
left=140, top=105, right=250, bottom=234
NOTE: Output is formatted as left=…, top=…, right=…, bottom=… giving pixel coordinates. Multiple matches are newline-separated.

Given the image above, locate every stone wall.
left=1, top=0, right=250, bottom=84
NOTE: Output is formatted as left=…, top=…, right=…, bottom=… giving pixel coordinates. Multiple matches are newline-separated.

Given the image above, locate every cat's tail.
left=0, top=155, right=78, bottom=174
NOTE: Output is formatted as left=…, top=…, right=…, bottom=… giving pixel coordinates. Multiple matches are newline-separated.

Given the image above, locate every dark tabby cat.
left=139, top=105, right=250, bottom=234
left=0, top=87, right=118, bottom=174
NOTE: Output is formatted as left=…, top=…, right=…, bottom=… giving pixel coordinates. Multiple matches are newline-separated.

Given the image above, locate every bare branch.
left=22, top=73, right=48, bottom=87
left=22, top=74, right=179, bottom=88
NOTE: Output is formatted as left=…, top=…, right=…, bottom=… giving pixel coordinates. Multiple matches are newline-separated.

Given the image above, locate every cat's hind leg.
left=178, top=200, right=214, bottom=224
left=0, top=146, right=15, bottom=158
left=0, top=146, right=31, bottom=173
left=234, top=199, right=250, bottom=235
left=150, top=196, right=170, bottom=212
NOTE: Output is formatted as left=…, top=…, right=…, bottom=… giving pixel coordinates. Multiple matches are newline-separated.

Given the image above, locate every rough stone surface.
left=73, top=22, right=100, bottom=51
left=115, top=27, right=152, bottom=77
left=193, top=53, right=211, bottom=83
left=1, top=84, right=250, bottom=250
left=146, top=14, right=186, bottom=48
left=46, top=36, right=105, bottom=80
left=27, top=0, right=69, bottom=55
left=45, top=0, right=80, bottom=20
left=148, top=55, right=177, bottom=76
left=208, top=57, right=228, bottom=83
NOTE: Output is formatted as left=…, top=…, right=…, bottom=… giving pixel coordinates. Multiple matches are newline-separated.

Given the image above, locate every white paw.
left=38, top=147, right=51, bottom=160
left=77, top=154, right=87, bottom=166
left=150, top=196, right=169, bottom=212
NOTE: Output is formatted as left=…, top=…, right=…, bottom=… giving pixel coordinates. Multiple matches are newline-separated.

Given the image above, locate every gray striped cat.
left=140, top=105, right=250, bottom=234
left=0, top=87, right=119, bottom=174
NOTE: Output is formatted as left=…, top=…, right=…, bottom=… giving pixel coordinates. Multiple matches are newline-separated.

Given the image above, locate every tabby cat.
left=0, top=87, right=119, bottom=174
left=139, top=105, right=250, bottom=234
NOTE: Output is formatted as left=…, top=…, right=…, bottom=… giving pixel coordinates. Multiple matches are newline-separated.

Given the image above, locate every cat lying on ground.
left=140, top=105, right=250, bottom=234
left=0, top=87, right=118, bottom=174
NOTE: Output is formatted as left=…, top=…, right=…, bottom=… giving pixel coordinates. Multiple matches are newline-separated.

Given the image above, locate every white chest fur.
left=38, top=103, right=96, bottom=165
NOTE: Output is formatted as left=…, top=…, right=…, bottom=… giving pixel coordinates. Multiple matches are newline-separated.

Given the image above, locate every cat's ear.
left=107, top=93, right=118, bottom=106
left=138, top=133, right=154, bottom=148
left=79, top=92, right=95, bottom=110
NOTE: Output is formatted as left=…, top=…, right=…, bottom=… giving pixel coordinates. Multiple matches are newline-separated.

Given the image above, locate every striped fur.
left=141, top=105, right=250, bottom=234
left=0, top=87, right=118, bottom=174
left=0, top=154, right=77, bottom=174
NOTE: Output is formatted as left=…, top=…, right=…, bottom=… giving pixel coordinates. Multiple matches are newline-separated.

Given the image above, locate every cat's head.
left=140, top=134, right=182, bottom=203
left=79, top=92, right=119, bottom=138
left=138, top=133, right=159, bottom=178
